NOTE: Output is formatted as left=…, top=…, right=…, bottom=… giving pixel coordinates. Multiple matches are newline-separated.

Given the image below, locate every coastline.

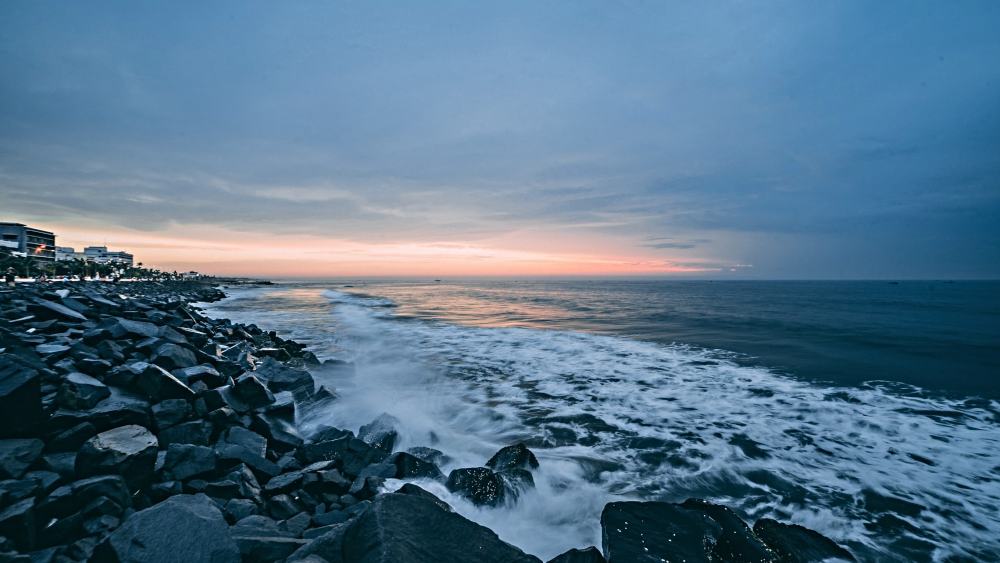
left=0, top=280, right=854, bottom=562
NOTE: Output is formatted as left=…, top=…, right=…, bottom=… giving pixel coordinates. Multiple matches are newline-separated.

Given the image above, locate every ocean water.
left=202, top=280, right=1000, bottom=562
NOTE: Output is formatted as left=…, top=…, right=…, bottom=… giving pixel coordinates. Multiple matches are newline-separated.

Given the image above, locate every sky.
left=1, top=1, right=998, bottom=278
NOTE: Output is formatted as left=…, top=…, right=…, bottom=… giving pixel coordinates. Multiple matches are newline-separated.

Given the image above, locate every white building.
left=55, top=246, right=87, bottom=261
left=83, top=246, right=134, bottom=267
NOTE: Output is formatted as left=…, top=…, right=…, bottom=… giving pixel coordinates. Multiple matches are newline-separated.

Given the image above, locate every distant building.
left=0, top=222, right=56, bottom=261
left=83, top=246, right=134, bottom=267
left=56, top=246, right=87, bottom=261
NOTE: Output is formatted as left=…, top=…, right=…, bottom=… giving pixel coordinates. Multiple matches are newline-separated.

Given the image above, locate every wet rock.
left=163, top=444, right=216, bottom=481
left=548, top=546, right=606, bottom=563
left=395, top=483, right=452, bottom=512
left=446, top=467, right=506, bottom=507
left=0, top=439, right=44, bottom=480
left=312, top=509, right=349, bottom=527
left=330, top=492, right=540, bottom=562
left=54, top=386, right=152, bottom=431
left=601, top=501, right=721, bottom=563
left=151, top=343, right=199, bottom=371
left=96, top=494, right=241, bottom=563
left=57, top=372, right=110, bottom=410
left=753, top=518, right=856, bottom=562
left=132, top=362, right=196, bottom=401
left=254, top=357, right=315, bottom=399
left=234, top=373, right=275, bottom=409
left=391, top=452, right=444, bottom=480
left=486, top=444, right=538, bottom=472
left=75, top=425, right=158, bottom=489
left=250, top=413, right=303, bottom=452
left=358, top=413, right=399, bottom=452
left=216, top=444, right=281, bottom=480
left=407, top=446, right=447, bottom=465
left=0, top=364, right=43, bottom=438
left=679, top=498, right=775, bottom=561
left=47, top=422, right=98, bottom=452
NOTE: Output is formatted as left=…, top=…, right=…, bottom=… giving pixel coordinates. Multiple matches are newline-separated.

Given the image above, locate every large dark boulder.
left=548, top=546, right=606, bottom=563
left=290, top=492, right=540, bottom=563
left=486, top=443, right=539, bottom=472
left=75, top=425, right=158, bottom=490
left=391, top=452, right=444, bottom=480
left=131, top=362, right=196, bottom=402
left=0, top=363, right=43, bottom=438
left=151, top=343, right=199, bottom=371
left=28, top=300, right=87, bottom=323
left=254, top=357, right=315, bottom=399
left=445, top=467, right=506, bottom=507
left=0, top=439, right=44, bottom=479
left=753, top=518, right=855, bottom=562
left=234, top=373, right=275, bottom=409
left=57, top=372, right=111, bottom=410
left=679, top=498, right=775, bottom=561
left=0, top=497, right=36, bottom=551
left=96, top=494, right=241, bottom=563
left=103, top=317, right=160, bottom=340
left=163, top=444, right=217, bottom=481
left=601, top=501, right=722, bottom=563
left=357, top=413, right=399, bottom=452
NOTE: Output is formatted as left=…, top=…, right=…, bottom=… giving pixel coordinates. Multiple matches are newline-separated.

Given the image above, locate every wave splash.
left=215, top=288, right=1000, bottom=561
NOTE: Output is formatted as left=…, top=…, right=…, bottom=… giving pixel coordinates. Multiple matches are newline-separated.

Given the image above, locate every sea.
left=201, top=280, right=1000, bottom=562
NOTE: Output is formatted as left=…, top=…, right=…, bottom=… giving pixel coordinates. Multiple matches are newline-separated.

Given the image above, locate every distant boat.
left=434, top=279, right=442, bottom=282
left=889, top=281, right=899, bottom=285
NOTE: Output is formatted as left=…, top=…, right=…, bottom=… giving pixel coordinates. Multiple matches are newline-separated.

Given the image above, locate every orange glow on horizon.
left=38, top=223, right=729, bottom=278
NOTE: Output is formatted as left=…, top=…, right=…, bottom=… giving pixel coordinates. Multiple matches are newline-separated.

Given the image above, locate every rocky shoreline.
left=0, top=281, right=855, bottom=562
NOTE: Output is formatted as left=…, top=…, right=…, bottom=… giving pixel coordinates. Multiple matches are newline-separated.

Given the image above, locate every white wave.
left=208, top=286, right=1000, bottom=562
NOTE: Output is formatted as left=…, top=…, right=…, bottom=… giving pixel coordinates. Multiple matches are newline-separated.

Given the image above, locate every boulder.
left=445, top=467, right=506, bottom=507
left=235, top=536, right=309, bottom=562
left=27, top=300, right=87, bottom=323
left=158, top=420, right=213, bottom=446
left=753, top=518, right=856, bottom=562
left=75, top=425, right=158, bottom=489
left=391, top=452, right=444, bottom=480
left=548, top=547, right=606, bottom=563
left=131, top=362, right=196, bottom=401
left=103, top=317, right=160, bottom=340
left=234, top=374, right=275, bottom=409
left=163, top=444, right=217, bottom=481
left=254, top=357, right=315, bottom=399
left=151, top=343, right=199, bottom=372
left=57, top=372, right=111, bottom=410
left=0, top=363, right=42, bottom=438
left=96, top=494, right=241, bottom=563
left=486, top=443, right=540, bottom=472
left=324, top=492, right=539, bottom=562
left=0, top=497, right=36, bottom=551
left=679, top=498, right=775, bottom=561
left=0, top=439, right=44, bottom=479
left=357, top=413, right=399, bottom=452
left=152, top=399, right=192, bottom=430
left=601, top=501, right=721, bottom=563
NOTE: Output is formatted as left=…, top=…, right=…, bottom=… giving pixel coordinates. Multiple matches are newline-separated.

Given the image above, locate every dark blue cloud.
left=1, top=1, right=998, bottom=277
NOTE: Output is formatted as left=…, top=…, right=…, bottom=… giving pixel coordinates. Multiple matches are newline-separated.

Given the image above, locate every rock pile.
left=0, top=281, right=854, bottom=562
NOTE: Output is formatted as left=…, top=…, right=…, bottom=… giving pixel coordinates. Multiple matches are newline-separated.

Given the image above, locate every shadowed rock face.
left=547, top=546, right=606, bottom=563
left=602, top=500, right=853, bottom=563
left=290, top=492, right=541, bottom=563
left=753, top=519, right=856, bottom=562
left=75, top=424, right=159, bottom=489
left=96, top=494, right=240, bottom=563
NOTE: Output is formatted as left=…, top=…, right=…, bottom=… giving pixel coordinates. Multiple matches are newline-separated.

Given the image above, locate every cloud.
left=0, top=2, right=998, bottom=277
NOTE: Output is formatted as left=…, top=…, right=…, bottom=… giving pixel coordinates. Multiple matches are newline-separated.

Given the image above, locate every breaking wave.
left=207, top=287, right=1000, bottom=561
